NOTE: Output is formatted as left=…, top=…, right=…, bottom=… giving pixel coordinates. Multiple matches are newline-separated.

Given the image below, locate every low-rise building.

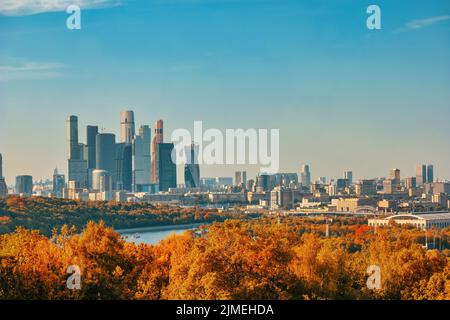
left=368, top=212, right=450, bottom=230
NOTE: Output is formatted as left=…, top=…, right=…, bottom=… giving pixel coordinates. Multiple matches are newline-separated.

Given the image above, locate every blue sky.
left=0, top=0, right=450, bottom=182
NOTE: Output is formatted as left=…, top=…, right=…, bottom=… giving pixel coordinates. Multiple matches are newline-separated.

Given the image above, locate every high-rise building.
left=427, top=165, right=434, bottom=184
left=115, top=143, right=132, bottom=191
left=151, top=120, right=164, bottom=183
left=242, top=171, right=247, bottom=186
left=86, top=125, right=98, bottom=170
left=15, top=175, right=33, bottom=196
left=343, top=171, right=353, bottom=185
left=120, top=110, right=135, bottom=144
left=155, top=143, right=176, bottom=191
left=184, top=143, right=200, bottom=188
left=256, top=174, right=271, bottom=192
left=405, top=177, right=417, bottom=189
left=355, top=179, right=376, bottom=196
left=416, top=164, right=427, bottom=186
left=66, top=115, right=79, bottom=160
left=389, top=168, right=401, bottom=183
left=133, top=125, right=151, bottom=192
left=66, top=116, right=87, bottom=188
left=96, top=133, right=116, bottom=184
left=301, top=164, right=311, bottom=188
left=52, top=168, right=65, bottom=198
left=336, top=178, right=349, bottom=190
left=235, top=171, right=242, bottom=186
left=0, top=153, right=7, bottom=198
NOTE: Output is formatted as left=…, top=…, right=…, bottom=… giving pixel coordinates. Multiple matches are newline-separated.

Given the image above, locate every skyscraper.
left=115, top=142, right=132, bottom=191
left=184, top=143, right=200, bottom=188
left=0, top=153, right=7, bottom=198
left=151, top=120, right=164, bottom=183
left=235, top=171, right=242, bottom=186
left=256, top=174, right=271, bottom=192
left=155, top=143, right=176, bottom=191
left=15, top=175, right=33, bottom=196
left=389, top=168, right=401, bottom=183
left=52, top=168, right=65, bottom=198
left=66, top=115, right=87, bottom=188
left=66, top=115, right=79, bottom=160
left=96, top=133, right=116, bottom=184
left=133, top=125, right=151, bottom=192
left=120, top=110, right=135, bottom=144
left=301, top=164, right=311, bottom=188
left=427, top=165, right=434, bottom=184
left=416, top=164, right=427, bottom=186
left=343, top=171, right=353, bottom=185
left=86, top=125, right=98, bottom=170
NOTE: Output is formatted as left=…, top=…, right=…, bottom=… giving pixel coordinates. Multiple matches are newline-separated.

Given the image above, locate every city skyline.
left=1, top=0, right=450, bottom=181
left=0, top=108, right=447, bottom=185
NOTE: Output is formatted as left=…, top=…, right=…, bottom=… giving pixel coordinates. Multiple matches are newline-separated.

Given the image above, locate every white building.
left=368, top=212, right=450, bottom=230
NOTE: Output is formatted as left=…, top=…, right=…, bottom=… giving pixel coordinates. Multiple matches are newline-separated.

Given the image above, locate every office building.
left=151, top=120, right=164, bottom=183
left=301, top=164, right=311, bottom=188
left=133, top=125, right=151, bottom=192
left=235, top=171, right=242, bottom=186
left=155, top=143, right=176, bottom=191
left=336, top=178, right=349, bottom=190
left=120, top=110, right=135, bottom=144
left=256, top=174, right=271, bottom=192
left=427, top=165, right=434, bottom=184
left=416, top=164, right=427, bottom=186
left=355, top=179, right=376, bottom=196
left=15, top=175, right=33, bottom=196
left=0, top=153, right=7, bottom=197
left=66, top=115, right=87, bottom=188
left=405, top=177, right=417, bottom=189
left=96, top=133, right=116, bottom=180
left=66, top=115, right=79, bottom=160
left=389, top=169, right=401, bottom=183
left=86, top=126, right=98, bottom=168
left=343, top=171, right=353, bottom=185
left=52, top=168, right=65, bottom=198
left=184, top=143, right=200, bottom=188
left=115, top=143, right=132, bottom=191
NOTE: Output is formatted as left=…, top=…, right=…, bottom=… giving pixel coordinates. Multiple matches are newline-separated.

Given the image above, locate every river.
left=116, top=223, right=205, bottom=245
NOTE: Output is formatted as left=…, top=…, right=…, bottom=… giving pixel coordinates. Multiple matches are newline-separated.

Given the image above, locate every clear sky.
left=1, top=0, right=449, bottom=183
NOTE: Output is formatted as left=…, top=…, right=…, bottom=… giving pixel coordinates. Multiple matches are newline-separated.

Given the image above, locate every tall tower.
left=416, top=164, right=427, bottom=185
left=151, top=120, right=164, bottom=183
left=86, top=125, right=98, bottom=170
left=343, top=171, right=353, bottom=185
left=96, top=133, right=116, bottom=181
left=66, top=115, right=87, bottom=188
left=66, top=115, right=79, bottom=160
left=184, top=143, right=200, bottom=188
left=120, top=110, right=135, bottom=144
left=301, top=164, right=311, bottom=188
left=389, top=168, right=401, bottom=183
left=155, top=142, right=176, bottom=191
left=427, top=165, right=434, bottom=184
left=0, top=153, right=7, bottom=198
left=133, top=125, right=151, bottom=192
